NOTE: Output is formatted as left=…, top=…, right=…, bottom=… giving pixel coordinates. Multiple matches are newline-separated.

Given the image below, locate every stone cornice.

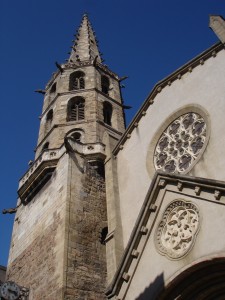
left=106, top=171, right=225, bottom=299
left=95, top=62, right=119, bottom=80
left=19, top=146, right=65, bottom=188
left=45, top=70, right=61, bottom=91
left=97, top=120, right=124, bottom=136
left=45, top=60, right=119, bottom=91
left=18, top=161, right=57, bottom=204
left=113, top=42, right=224, bottom=156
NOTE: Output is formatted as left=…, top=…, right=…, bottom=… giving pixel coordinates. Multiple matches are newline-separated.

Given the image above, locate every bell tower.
left=35, top=14, right=125, bottom=158
left=7, top=14, right=125, bottom=300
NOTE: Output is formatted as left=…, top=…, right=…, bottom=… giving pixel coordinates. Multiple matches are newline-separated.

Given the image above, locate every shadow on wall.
left=135, top=273, right=164, bottom=300
left=135, top=257, right=225, bottom=300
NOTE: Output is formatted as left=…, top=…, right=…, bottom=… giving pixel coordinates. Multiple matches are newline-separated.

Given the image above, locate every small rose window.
left=154, top=112, right=207, bottom=173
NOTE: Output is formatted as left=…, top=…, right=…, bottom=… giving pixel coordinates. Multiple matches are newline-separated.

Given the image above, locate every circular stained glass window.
left=154, top=112, right=207, bottom=174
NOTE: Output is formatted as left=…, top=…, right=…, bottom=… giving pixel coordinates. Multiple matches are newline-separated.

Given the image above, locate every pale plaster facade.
left=105, top=16, right=225, bottom=299
left=114, top=46, right=225, bottom=248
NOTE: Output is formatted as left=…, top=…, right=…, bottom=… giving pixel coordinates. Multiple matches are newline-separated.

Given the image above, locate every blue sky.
left=0, top=0, right=224, bottom=266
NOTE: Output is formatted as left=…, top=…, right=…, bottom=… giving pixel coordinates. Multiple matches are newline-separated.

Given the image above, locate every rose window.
left=154, top=112, right=207, bottom=173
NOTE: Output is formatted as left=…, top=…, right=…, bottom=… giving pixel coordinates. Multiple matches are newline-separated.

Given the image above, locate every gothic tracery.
left=155, top=200, right=200, bottom=259
left=154, top=112, right=207, bottom=173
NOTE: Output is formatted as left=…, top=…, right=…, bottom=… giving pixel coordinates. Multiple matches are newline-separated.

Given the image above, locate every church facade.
left=3, top=15, right=225, bottom=300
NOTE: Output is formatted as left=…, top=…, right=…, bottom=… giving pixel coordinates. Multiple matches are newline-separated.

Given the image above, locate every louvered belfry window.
left=69, top=71, right=85, bottom=90
left=101, top=75, right=110, bottom=95
left=68, top=97, right=85, bottom=121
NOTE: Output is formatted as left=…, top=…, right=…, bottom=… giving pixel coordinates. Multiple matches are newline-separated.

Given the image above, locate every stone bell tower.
left=7, top=14, right=125, bottom=300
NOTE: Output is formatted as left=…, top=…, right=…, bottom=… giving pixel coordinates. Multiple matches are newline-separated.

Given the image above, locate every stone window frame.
left=101, top=75, right=110, bottom=95
left=69, top=71, right=85, bottom=91
left=50, top=82, right=57, bottom=94
left=67, top=96, right=85, bottom=122
left=42, top=142, right=49, bottom=151
left=45, top=109, right=53, bottom=132
left=103, top=101, right=113, bottom=126
left=146, top=104, right=210, bottom=178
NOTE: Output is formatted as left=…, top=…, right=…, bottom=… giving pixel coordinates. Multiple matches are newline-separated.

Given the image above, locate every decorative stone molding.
left=155, top=200, right=200, bottom=260
left=122, top=273, right=130, bottom=282
left=131, top=250, right=139, bottom=258
left=214, top=190, right=221, bottom=200
left=19, top=147, right=64, bottom=188
left=140, top=226, right=148, bottom=235
left=158, top=179, right=166, bottom=187
left=195, top=186, right=201, bottom=196
left=113, top=43, right=221, bottom=157
left=149, top=204, right=157, bottom=212
left=177, top=182, right=183, bottom=191
left=106, top=173, right=225, bottom=300
left=154, top=112, right=208, bottom=174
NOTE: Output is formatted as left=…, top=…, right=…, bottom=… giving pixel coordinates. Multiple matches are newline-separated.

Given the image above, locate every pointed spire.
left=69, top=14, right=102, bottom=63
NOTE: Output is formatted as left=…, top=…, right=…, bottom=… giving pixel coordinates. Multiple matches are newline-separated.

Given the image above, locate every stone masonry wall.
left=65, top=155, right=107, bottom=300
left=7, top=212, right=63, bottom=300
left=7, top=154, right=69, bottom=300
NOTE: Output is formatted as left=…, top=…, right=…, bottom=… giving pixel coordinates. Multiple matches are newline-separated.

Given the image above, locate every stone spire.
left=69, top=14, right=102, bottom=63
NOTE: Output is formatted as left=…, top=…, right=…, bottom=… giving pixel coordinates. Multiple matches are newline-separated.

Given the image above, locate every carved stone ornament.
left=154, top=112, right=207, bottom=173
left=0, top=281, right=29, bottom=300
left=155, top=200, right=200, bottom=260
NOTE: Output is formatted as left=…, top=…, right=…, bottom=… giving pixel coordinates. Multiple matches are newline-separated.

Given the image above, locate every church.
left=2, top=14, right=225, bottom=300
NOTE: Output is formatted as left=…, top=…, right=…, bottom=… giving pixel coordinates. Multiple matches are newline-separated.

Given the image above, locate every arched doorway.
left=158, top=257, right=225, bottom=300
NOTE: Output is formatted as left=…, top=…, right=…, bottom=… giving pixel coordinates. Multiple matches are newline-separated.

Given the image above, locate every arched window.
left=46, top=109, right=53, bottom=122
left=46, top=109, right=53, bottom=132
left=67, top=97, right=85, bottom=121
left=69, top=71, right=85, bottom=91
left=50, top=83, right=56, bottom=95
left=101, top=75, right=110, bottom=95
left=103, top=102, right=112, bottom=126
left=42, top=142, right=49, bottom=151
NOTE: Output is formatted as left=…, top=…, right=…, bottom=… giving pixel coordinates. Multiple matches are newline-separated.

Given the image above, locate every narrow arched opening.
left=67, top=97, right=85, bottom=121
left=46, top=109, right=53, bottom=132
left=69, top=71, right=85, bottom=91
left=103, top=101, right=112, bottom=126
left=101, top=75, right=110, bottom=95
left=50, top=82, right=56, bottom=94
left=42, top=142, right=49, bottom=151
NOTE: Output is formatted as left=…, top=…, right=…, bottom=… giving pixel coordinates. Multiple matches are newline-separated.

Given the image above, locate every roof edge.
left=113, top=42, right=223, bottom=156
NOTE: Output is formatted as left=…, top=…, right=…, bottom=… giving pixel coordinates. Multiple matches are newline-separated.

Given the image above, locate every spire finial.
left=68, top=15, right=102, bottom=63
